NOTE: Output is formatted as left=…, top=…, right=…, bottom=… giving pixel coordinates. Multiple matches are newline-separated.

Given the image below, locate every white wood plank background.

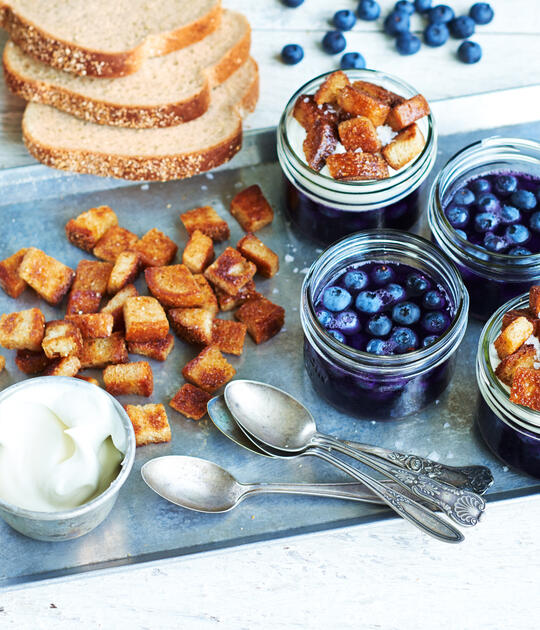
left=2, top=1, right=540, bottom=628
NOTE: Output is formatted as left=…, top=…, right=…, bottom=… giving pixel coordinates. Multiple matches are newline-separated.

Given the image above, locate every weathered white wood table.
left=2, top=1, right=540, bottom=628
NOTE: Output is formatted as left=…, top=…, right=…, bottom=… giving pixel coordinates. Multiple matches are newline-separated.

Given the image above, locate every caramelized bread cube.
left=66, top=260, right=113, bottom=314
left=65, top=205, right=118, bottom=252
left=101, top=284, right=138, bottom=329
left=204, top=247, right=256, bottom=296
left=42, top=320, right=83, bottom=359
left=386, top=94, right=430, bottom=131
left=0, top=308, right=45, bottom=351
left=182, top=345, right=236, bottom=393
left=502, top=308, right=536, bottom=330
left=235, top=297, right=285, bottom=344
left=215, top=280, right=259, bottom=312
left=182, top=230, right=214, bottom=274
left=326, top=152, right=389, bottom=181
left=495, top=344, right=536, bottom=386
left=80, top=332, right=128, bottom=368
left=212, top=319, right=247, bottom=355
left=314, top=71, right=350, bottom=105
left=18, top=248, right=74, bottom=305
left=510, top=367, right=540, bottom=412
left=76, top=375, right=100, bottom=387
left=15, top=348, right=49, bottom=374
left=337, top=86, right=390, bottom=127
left=66, top=313, right=114, bottom=338
left=169, top=384, right=211, bottom=420
left=125, top=403, right=171, bottom=446
left=93, top=226, right=139, bottom=263
left=123, top=296, right=169, bottom=342
left=494, top=316, right=534, bottom=359
left=530, top=286, right=540, bottom=317
left=132, top=228, right=178, bottom=268
left=237, top=234, right=279, bottom=278
left=180, top=206, right=230, bottom=242
left=0, top=355, right=5, bottom=373
left=230, top=185, right=274, bottom=233
left=107, top=251, right=140, bottom=294
left=382, top=124, right=425, bottom=170
left=145, top=264, right=204, bottom=308
left=103, top=361, right=153, bottom=397
left=0, top=249, right=28, bottom=298
left=169, top=308, right=214, bottom=345
left=303, top=120, right=338, bottom=171
left=293, top=94, right=339, bottom=130
left=338, top=117, right=381, bottom=153
left=127, top=334, right=175, bottom=362
left=352, top=81, right=405, bottom=108
left=44, top=355, right=81, bottom=377
left=193, top=275, right=219, bottom=316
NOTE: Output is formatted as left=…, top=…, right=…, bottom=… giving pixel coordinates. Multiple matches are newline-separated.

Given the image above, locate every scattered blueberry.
left=395, top=1, right=415, bottom=14
left=483, top=233, right=507, bottom=253
left=510, top=189, right=537, bottom=211
left=316, top=308, right=334, bottom=328
left=391, top=327, right=419, bottom=353
left=396, top=32, right=421, bottom=55
left=356, top=290, right=384, bottom=314
left=333, top=310, right=362, bottom=335
left=328, top=329, right=346, bottom=343
left=457, top=40, right=482, bottom=64
left=333, top=9, right=357, bottom=31
left=281, top=44, right=304, bottom=65
left=474, top=211, right=499, bottom=232
left=422, top=311, right=449, bottom=334
left=281, top=0, right=304, bottom=6
left=367, top=313, right=393, bottom=337
left=415, top=0, right=432, bottom=10
left=423, top=23, right=449, bottom=47
left=501, top=205, right=521, bottom=224
left=494, top=175, right=518, bottom=197
left=392, top=302, right=421, bottom=325
left=508, top=246, right=532, bottom=256
left=322, top=31, right=347, bottom=54
left=372, top=264, right=395, bottom=285
left=340, top=52, right=366, bottom=69
left=387, top=283, right=406, bottom=302
left=476, top=193, right=499, bottom=213
left=422, top=290, right=446, bottom=310
left=531, top=211, right=540, bottom=233
left=322, top=286, right=352, bottom=312
left=405, top=273, right=430, bottom=295
left=422, top=335, right=439, bottom=347
left=469, top=2, right=494, bottom=25
left=453, top=187, right=475, bottom=205
left=455, top=229, right=467, bottom=239
left=469, top=178, right=491, bottom=194
left=344, top=269, right=370, bottom=292
left=366, top=338, right=389, bottom=355
left=505, top=224, right=530, bottom=245
left=384, top=10, right=410, bottom=36
left=357, top=0, right=381, bottom=21
left=428, top=4, right=454, bottom=23
left=449, top=15, right=475, bottom=39
left=445, top=205, right=469, bottom=228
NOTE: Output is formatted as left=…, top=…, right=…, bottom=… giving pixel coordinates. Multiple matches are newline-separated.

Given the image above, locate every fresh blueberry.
left=328, top=329, right=346, bottom=343
left=366, top=338, right=390, bottom=355
left=281, top=0, right=304, bottom=6
left=340, top=52, right=366, bottom=69
left=445, top=205, right=469, bottom=228
left=387, top=283, right=406, bottom=302
left=281, top=44, right=304, bottom=65
left=453, top=187, right=475, bottom=206
left=357, top=0, right=381, bottom=21
left=415, top=0, right=432, bottom=12
left=476, top=193, right=499, bottom=213
left=372, top=264, right=395, bottom=285
left=494, top=175, right=518, bottom=197
left=483, top=233, right=507, bottom=253
left=474, top=211, right=499, bottom=232
left=392, top=301, right=421, bottom=325
left=356, top=290, right=384, bottom=313
left=422, top=311, right=449, bottom=334
left=469, top=2, right=494, bottom=25
left=449, top=15, right=475, bottom=39
left=510, top=189, right=537, bottom=211
left=458, top=40, right=482, bottom=64
left=396, top=32, right=421, bottom=55
left=422, top=290, right=446, bottom=310
left=501, top=205, right=521, bottom=224
left=343, top=269, right=369, bottom=292
left=428, top=4, right=454, bottom=23
left=423, top=23, right=449, bottom=46
left=333, top=9, right=357, bottom=31
left=505, top=224, right=530, bottom=245
left=333, top=310, right=361, bottom=335
left=391, top=327, right=419, bottom=353
left=508, top=246, right=532, bottom=256
left=384, top=11, right=410, bottom=36
left=322, top=31, right=347, bottom=54
left=405, top=272, right=430, bottom=295
left=530, top=211, right=540, bottom=233
left=322, top=286, right=352, bottom=311
left=316, top=308, right=334, bottom=328
left=367, top=314, right=393, bottom=337
left=422, top=335, right=439, bottom=347
left=395, top=1, right=415, bottom=14
left=469, top=178, right=491, bottom=194
left=455, top=229, right=467, bottom=239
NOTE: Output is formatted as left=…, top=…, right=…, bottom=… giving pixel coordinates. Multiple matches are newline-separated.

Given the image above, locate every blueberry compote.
left=314, top=261, right=454, bottom=355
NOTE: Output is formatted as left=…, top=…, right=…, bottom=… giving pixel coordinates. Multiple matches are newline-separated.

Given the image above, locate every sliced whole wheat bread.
left=0, top=0, right=222, bottom=78
left=4, top=10, right=250, bottom=128
left=22, top=58, right=259, bottom=182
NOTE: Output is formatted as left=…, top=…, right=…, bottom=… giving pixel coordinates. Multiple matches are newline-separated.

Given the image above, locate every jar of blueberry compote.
left=277, top=69, right=437, bottom=244
left=428, top=137, right=540, bottom=320
left=301, top=230, right=469, bottom=420
left=477, top=293, right=540, bottom=478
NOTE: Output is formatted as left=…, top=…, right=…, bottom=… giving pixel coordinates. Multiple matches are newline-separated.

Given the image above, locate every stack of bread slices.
left=0, top=0, right=258, bottom=181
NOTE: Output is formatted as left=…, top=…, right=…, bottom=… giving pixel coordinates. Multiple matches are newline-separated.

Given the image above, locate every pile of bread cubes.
left=0, top=185, right=284, bottom=447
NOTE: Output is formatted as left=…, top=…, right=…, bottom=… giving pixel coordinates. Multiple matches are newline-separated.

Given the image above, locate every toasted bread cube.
left=193, top=275, right=219, bottom=316
left=93, top=226, right=139, bottom=263
left=180, top=206, right=230, bottom=242
left=76, top=375, right=100, bottom=387
left=80, top=332, right=128, bottom=368
left=66, top=313, right=114, bottom=338
left=127, top=334, right=175, bottom=362
left=216, top=280, right=259, bottom=312
left=235, top=297, right=285, bottom=344
left=529, top=286, right=540, bottom=317
left=237, top=234, right=279, bottom=278
left=0, top=308, right=45, bottom=351
left=42, top=320, right=83, bottom=359
left=65, top=206, right=118, bottom=252
left=338, top=116, right=381, bottom=153
left=386, top=94, right=430, bottom=131
left=182, top=230, right=214, bottom=274
left=66, top=260, right=113, bottom=315
left=169, top=308, right=214, bottom=345
left=123, top=296, right=169, bottom=342
left=0, top=355, right=5, bottom=372
left=145, top=264, right=203, bottom=308
left=293, top=94, right=338, bottom=130
left=303, top=120, right=338, bottom=171
left=352, top=81, right=405, bottom=108
left=169, top=384, right=211, bottom=420
left=204, top=248, right=256, bottom=296
left=212, top=319, right=247, bottom=356
left=104, top=361, right=153, bottom=397
left=230, top=185, right=274, bottom=233
left=326, top=152, right=389, bottom=181
left=510, top=367, right=540, bottom=412
left=182, top=345, right=235, bottom=393
left=15, top=349, right=49, bottom=374
left=44, top=355, right=81, bottom=377
left=502, top=308, right=537, bottom=331
left=107, top=251, right=140, bottom=294
left=125, top=403, right=171, bottom=446
left=132, top=228, right=178, bottom=268
left=495, top=344, right=536, bottom=386
left=495, top=316, right=534, bottom=359
left=314, top=71, right=351, bottom=105
left=382, top=124, right=425, bottom=170
left=18, top=248, right=74, bottom=305
left=101, top=284, right=138, bottom=329
left=0, top=249, right=28, bottom=298
left=337, top=86, right=390, bottom=127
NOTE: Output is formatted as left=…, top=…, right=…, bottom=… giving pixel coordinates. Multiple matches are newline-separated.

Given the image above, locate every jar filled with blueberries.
left=300, top=230, right=469, bottom=420
left=428, top=137, right=540, bottom=320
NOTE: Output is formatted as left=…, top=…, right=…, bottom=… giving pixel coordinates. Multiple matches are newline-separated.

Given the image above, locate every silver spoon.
left=141, top=455, right=395, bottom=512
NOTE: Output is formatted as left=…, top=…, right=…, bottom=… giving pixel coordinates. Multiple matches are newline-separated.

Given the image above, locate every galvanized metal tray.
left=1, top=119, right=540, bottom=590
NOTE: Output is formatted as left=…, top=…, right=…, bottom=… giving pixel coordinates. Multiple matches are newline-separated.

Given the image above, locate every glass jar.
left=277, top=69, right=437, bottom=244
left=476, top=293, right=540, bottom=478
left=301, top=230, right=469, bottom=420
left=428, top=137, right=540, bottom=321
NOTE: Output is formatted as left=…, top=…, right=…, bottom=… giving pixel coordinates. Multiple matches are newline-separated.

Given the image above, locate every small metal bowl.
left=0, top=377, right=136, bottom=541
